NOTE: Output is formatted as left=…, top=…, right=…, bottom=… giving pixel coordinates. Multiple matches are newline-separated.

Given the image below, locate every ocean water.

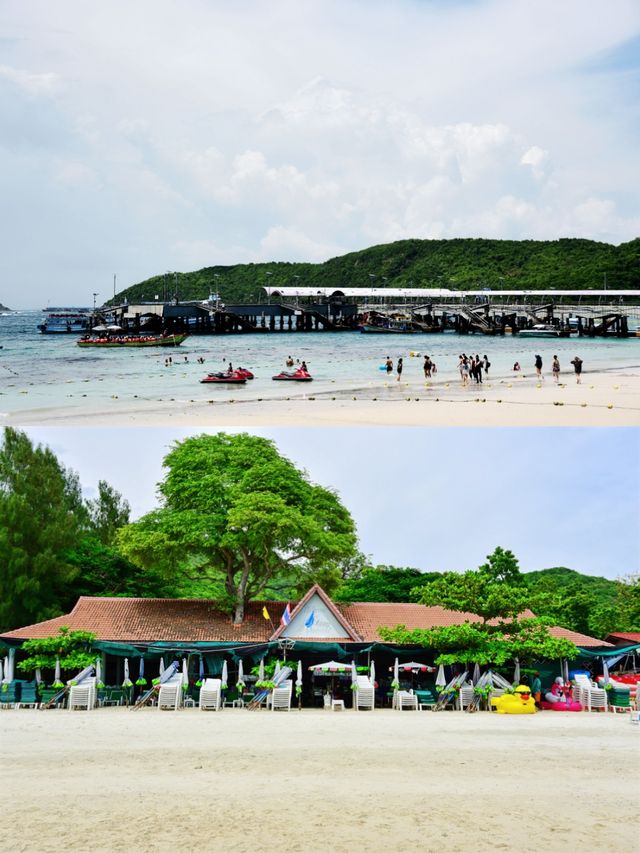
left=1, top=310, right=638, bottom=416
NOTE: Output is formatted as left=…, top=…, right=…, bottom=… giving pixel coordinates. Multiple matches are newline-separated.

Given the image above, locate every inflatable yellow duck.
left=491, top=685, right=537, bottom=714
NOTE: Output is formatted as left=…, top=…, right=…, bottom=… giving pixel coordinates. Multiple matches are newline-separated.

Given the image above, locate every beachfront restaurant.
left=0, top=584, right=619, bottom=709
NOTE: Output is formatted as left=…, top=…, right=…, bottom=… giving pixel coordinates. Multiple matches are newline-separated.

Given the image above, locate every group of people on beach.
left=531, top=354, right=584, bottom=383
left=384, top=355, right=438, bottom=382
left=459, top=353, right=490, bottom=386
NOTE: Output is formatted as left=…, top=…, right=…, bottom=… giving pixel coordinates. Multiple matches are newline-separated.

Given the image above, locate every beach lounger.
left=0, top=681, right=20, bottom=709
left=271, top=680, right=293, bottom=711
left=68, top=677, right=97, bottom=711
left=199, top=678, right=222, bottom=711
left=355, top=675, right=375, bottom=711
left=573, top=674, right=607, bottom=712
left=458, top=685, right=474, bottom=710
left=395, top=690, right=418, bottom=710
left=157, top=677, right=183, bottom=710
left=16, top=680, right=38, bottom=708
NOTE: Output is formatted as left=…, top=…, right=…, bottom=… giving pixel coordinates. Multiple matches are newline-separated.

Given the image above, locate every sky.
left=23, top=426, right=640, bottom=581
left=1, top=0, right=639, bottom=309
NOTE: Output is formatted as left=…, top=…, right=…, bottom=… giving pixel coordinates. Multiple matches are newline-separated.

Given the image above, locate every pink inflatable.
left=542, top=678, right=582, bottom=711
left=540, top=700, right=582, bottom=712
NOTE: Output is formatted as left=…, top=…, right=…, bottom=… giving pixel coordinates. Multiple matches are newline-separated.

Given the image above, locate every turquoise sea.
left=1, top=310, right=639, bottom=417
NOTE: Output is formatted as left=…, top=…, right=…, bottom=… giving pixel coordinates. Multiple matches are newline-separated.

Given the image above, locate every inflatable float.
left=543, top=677, right=582, bottom=711
left=491, top=685, right=537, bottom=714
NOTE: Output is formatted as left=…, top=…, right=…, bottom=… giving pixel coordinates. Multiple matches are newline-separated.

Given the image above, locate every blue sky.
left=24, top=426, right=640, bottom=580
left=1, top=0, right=639, bottom=309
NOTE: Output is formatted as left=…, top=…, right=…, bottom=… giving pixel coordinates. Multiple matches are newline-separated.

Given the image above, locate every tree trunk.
left=233, top=599, right=245, bottom=624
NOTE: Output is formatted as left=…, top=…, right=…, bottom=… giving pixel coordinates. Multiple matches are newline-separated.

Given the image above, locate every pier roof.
left=263, top=286, right=640, bottom=299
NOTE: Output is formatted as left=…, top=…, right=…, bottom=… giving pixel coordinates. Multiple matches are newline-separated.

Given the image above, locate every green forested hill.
left=523, top=567, right=639, bottom=639
left=113, top=237, right=640, bottom=305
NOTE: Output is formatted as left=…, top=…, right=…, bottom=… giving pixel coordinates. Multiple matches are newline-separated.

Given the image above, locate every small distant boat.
left=77, top=333, right=188, bottom=348
left=272, top=369, right=313, bottom=381
left=359, top=322, right=421, bottom=334
left=39, top=310, right=90, bottom=334
left=518, top=325, right=571, bottom=339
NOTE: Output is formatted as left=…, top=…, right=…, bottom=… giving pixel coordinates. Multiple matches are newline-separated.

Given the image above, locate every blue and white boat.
left=38, top=309, right=91, bottom=334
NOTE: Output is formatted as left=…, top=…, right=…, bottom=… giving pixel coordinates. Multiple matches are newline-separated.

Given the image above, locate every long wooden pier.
left=101, top=291, right=640, bottom=337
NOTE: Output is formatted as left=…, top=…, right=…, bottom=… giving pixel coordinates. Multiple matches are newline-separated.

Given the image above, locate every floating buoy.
left=553, top=401, right=564, bottom=406
left=607, top=404, right=613, bottom=409
left=581, top=403, right=587, bottom=407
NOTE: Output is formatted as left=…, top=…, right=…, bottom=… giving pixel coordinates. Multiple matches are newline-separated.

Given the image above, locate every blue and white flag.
left=281, top=603, right=291, bottom=627
left=305, top=610, right=315, bottom=629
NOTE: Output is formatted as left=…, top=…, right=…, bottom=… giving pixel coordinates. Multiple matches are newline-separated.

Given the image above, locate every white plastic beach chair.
left=580, top=686, right=607, bottom=712
left=271, top=680, right=293, bottom=712
left=355, top=675, right=375, bottom=711
left=68, top=677, right=97, bottom=711
left=199, top=678, right=222, bottom=711
left=458, top=685, right=474, bottom=711
left=158, top=677, right=183, bottom=711
left=395, top=690, right=418, bottom=710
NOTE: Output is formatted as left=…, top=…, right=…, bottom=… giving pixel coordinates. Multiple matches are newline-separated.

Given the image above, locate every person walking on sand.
left=474, top=354, right=483, bottom=384
left=461, top=356, right=470, bottom=387
left=570, top=355, right=583, bottom=383
left=552, top=355, right=560, bottom=383
left=534, top=354, right=543, bottom=379
left=396, top=357, right=403, bottom=382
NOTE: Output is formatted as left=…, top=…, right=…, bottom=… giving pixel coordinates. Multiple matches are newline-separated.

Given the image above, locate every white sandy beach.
left=1, top=709, right=637, bottom=853
left=7, top=367, right=640, bottom=427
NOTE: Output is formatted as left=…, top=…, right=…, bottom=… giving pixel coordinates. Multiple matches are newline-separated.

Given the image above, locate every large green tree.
left=380, top=548, right=577, bottom=665
left=0, top=428, right=86, bottom=632
left=118, top=433, right=359, bottom=622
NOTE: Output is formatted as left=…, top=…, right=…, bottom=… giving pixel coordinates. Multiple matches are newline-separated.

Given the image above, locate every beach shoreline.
left=6, top=367, right=640, bottom=426
left=1, top=708, right=636, bottom=853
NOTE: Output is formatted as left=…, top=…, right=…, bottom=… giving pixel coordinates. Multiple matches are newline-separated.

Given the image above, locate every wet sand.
left=7, top=367, right=640, bottom=426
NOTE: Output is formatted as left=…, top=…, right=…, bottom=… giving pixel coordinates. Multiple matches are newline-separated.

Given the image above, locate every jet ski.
left=200, top=370, right=247, bottom=384
left=272, top=369, right=313, bottom=382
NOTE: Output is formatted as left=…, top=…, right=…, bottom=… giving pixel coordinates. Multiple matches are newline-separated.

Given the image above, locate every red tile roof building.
left=1, top=586, right=609, bottom=649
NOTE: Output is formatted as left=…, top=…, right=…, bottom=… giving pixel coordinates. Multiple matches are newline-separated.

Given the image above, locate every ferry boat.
left=38, top=309, right=91, bottom=334
left=77, top=332, right=188, bottom=348
left=518, top=324, right=571, bottom=339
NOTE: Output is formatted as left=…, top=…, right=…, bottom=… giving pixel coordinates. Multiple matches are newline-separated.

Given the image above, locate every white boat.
left=518, top=324, right=571, bottom=338
left=38, top=310, right=91, bottom=334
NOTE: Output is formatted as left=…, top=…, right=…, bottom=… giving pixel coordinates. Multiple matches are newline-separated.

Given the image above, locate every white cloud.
left=0, top=63, right=60, bottom=95
left=1, top=0, right=639, bottom=307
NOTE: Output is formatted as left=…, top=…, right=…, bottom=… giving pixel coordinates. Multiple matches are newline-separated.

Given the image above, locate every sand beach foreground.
left=1, top=709, right=637, bottom=853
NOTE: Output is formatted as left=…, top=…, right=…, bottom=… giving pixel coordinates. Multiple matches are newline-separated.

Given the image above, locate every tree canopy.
left=334, top=565, right=441, bottom=602
left=16, top=627, right=96, bottom=679
left=0, top=428, right=85, bottom=631
left=379, top=548, right=578, bottom=665
left=118, top=433, right=359, bottom=622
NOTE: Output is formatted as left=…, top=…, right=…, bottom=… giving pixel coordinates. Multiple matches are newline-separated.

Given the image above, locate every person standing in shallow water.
left=552, top=355, right=560, bottom=383
left=534, top=354, right=543, bottom=379
left=385, top=356, right=393, bottom=376
left=570, top=355, right=583, bottom=383
left=396, top=357, right=403, bottom=382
